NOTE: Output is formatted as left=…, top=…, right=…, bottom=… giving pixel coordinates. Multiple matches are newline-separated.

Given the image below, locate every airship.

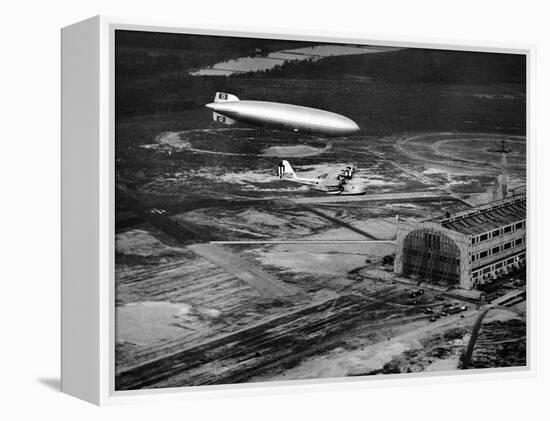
left=205, top=92, right=360, bottom=137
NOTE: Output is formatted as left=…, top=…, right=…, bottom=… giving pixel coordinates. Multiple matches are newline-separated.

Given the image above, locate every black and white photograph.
left=114, top=30, right=527, bottom=390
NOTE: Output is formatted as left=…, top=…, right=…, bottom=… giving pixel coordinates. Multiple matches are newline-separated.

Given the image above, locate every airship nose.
left=340, top=118, right=360, bottom=135
left=348, top=121, right=360, bottom=134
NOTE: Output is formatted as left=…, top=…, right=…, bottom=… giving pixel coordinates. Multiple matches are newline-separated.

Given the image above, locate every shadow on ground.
left=37, top=377, right=60, bottom=392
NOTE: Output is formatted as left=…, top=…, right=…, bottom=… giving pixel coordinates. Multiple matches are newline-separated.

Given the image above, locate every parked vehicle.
left=448, top=306, right=467, bottom=314
left=409, top=289, right=425, bottom=298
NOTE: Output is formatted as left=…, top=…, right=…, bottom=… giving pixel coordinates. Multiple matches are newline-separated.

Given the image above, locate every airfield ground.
left=112, top=39, right=527, bottom=389
left=115, top=115, right=526, bottom=389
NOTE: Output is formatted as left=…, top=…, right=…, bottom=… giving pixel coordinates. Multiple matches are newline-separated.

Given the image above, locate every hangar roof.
left=439, top=195, right=526, bottom=236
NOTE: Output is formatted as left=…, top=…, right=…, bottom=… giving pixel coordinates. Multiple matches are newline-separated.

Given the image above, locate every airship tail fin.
left=213, top=112, right=237, bottom=125
left=214, top=92, right=240, bottom=103
left=278, top=160, right=296, bottom=179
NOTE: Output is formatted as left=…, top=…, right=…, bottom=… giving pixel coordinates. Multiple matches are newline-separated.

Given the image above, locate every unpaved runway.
left=288, top=191, right=458, bottom=204
left=189, top=243, right=301, bottom=298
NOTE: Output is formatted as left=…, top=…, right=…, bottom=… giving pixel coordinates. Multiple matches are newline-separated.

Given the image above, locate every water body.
left=190, top=44, right=400, bottom=76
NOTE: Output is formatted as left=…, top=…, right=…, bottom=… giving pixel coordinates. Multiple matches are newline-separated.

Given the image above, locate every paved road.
left=296, top=203, right=381, bottom=240
left=117, top=186, right=220, bottom=242
left=461, top=288, right=526, bottom=369
left=189, top=243, right=301, bottom=298
left=211, top=240, right=395, bottom=245
left=287, top=191, right=464, bottom=205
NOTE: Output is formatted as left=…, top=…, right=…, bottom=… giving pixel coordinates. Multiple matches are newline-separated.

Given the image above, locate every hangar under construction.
left=394, top=194, right=526, bottom=290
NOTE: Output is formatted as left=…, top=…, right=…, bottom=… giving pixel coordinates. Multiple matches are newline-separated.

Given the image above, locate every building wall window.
left=470, top=250, right=526, bottom=287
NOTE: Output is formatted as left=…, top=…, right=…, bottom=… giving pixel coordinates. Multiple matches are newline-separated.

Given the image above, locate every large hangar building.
left=394, top=195, right=526, bottom=290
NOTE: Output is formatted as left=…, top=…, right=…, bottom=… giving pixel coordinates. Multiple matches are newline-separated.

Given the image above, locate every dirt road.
left=189, top=243, right=301, bottom=298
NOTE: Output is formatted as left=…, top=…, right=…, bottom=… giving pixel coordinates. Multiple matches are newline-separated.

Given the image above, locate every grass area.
left=115, top=32, right=526, bottom=137
left=237, top=48, right=526, bottom=85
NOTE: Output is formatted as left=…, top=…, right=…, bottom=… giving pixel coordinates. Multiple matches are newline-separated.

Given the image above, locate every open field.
left=115, top=41, right=526, bottom=389
left=115, top=118, right=526, bottom=388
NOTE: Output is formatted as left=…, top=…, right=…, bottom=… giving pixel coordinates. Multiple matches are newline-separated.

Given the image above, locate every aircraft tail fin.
left=214, top=92, right=240, bottom=103
left=278, top=160, right=296, bottom=179
left=213, top=112, right=237, bottom=125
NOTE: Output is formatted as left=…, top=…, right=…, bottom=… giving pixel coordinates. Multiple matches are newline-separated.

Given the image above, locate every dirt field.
left=116, top=213, right=501, bottom=389
left=114, top=52, right=526, bottom=388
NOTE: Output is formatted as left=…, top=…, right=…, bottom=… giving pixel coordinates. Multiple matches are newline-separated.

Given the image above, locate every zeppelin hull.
left=206, top=99, right=360, bottom=137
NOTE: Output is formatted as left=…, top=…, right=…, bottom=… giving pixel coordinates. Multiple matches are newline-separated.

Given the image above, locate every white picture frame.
left=61, top=15, right=534, bottom=405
